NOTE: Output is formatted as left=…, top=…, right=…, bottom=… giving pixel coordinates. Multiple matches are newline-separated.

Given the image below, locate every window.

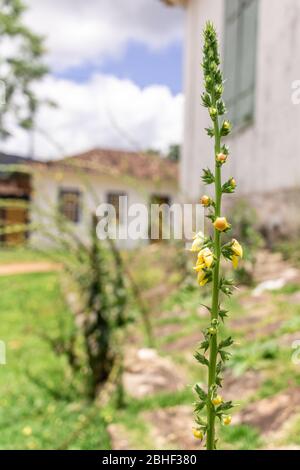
left=106, top=192, right=126, bottom=224
left=59, top=189, right=81, bottom=223
left=149, top=194, right=171, bottom=242
left=223, top=0, right=258, bottom=127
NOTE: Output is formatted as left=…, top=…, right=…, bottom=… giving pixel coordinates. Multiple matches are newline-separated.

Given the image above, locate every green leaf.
left=205, top=127, right=215, bottom=138
left=200, top=303, right=212, bottom=313
left=216, top=361, right=223, bottom=375
left=194, top=401, right=206, bottom=413
left=194, top=351, right=209, bottom=367
left=219, top=350, right=231, bottom=362
left=217, top=100, right=226, bottom=115
left=221, top=245, right=233, bottom=260
left=201, top=93, right=211, bottom=108
left=220, top=277, right=235, bottom=297
left=215, top=376, right=223, bottom=387
left=201, top=168, right=215, bottom=185
left=199, top=339, right=209, bottom=352
left=194, top=384, right=207, bottom=401
left=206, top=213, right=216, bottom=222
left=216, top=401, right=234, bottom=413
left=219, top=309, right=228, bottom=322
left=219, top=337, right=234, bottom=350
left=222, top=178, right=236, bottom=194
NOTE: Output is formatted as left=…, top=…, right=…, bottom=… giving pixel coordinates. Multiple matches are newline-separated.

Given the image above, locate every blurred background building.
left=0, top=149, right=178, bottom=247
left=164, top=0, right=300, bottom=238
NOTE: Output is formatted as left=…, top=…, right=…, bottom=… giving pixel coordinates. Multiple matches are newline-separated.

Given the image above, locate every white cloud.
left=24, top=0, right=184, bottom=71
left=0, top=2, right=184, bottom=158
left=1, top=74, right=184, bottom=159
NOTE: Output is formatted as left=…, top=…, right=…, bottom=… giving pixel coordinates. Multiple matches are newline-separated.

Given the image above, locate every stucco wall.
left=181, top=0, right=300, bottom=204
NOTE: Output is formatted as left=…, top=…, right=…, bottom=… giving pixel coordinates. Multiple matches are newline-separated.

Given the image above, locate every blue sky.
left=55, top=42, right=183, bottom=95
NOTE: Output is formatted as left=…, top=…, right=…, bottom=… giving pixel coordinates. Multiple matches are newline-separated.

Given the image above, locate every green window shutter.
left=223, top=13, right=239, bottom=123
left=225, top=0, right=239, bottom=20
left=223, top=0, right=258, bottom=127
left=236, top=0, right=258, bottom=125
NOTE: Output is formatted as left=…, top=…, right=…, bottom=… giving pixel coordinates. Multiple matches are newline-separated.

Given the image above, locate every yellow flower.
left=231, top=239, right=243, bottom=258
left=212, top=395, right=223, bottom=406
left=197, top=247, right=214, bottom=269
left=232, top=255, right=239, bottom=269
left=192, top=428, right=204, bottom=440
left=190, top=231, right=205, bottom=252
left=216, top=153, right=227, bottom=164
left=222, top=415, right=232, bottom=426
left=197, top=271, right=209, bottom=287
left=231, top=239, right=243, bottom=269
left=201, top=195, right=211, bottom=207
left=213, top=217, right=230, bottom=232
left=22, top=426, right=32, bottom=437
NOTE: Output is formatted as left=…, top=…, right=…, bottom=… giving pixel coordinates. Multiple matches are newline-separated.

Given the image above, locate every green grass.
left=220, top=424, right=263, bottom=450
left=0, top=246, right=47, bottom=264
left=276, top=239, right=300, bottom=267
left=0, top=272, right=110, bottom=450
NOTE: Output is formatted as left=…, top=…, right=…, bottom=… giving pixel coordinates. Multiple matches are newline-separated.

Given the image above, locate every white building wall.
left=181, top=0, right=300, bottom=202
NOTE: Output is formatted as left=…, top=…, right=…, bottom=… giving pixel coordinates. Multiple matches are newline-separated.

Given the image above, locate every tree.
left=0, top=0, right=48, bottom=138
left=167, top=144, right=181, bottom=162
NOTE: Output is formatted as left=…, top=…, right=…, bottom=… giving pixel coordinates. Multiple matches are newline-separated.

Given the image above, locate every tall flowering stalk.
left=191, top=23, right=243, bottom=450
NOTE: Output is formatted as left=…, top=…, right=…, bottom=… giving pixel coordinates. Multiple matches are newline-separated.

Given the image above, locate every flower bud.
left=205, top=76, right=212, bottom=90
left=222, top=415, right=232, bottom=426
left=210, top=61, right=217, bottom=72
left=208, top=327, right=217, bottom=335
left=215, top=84, right=223, bottom=97
left=209, top=107, right=218, bottom=120
left=213, top=217, right=230, bottom=232
left=208, top=48, right=214, bottom=59
left=216, top=153, right=227, bottom=164
left=200, top=195, right=211, bottom=207
left=212, top=395, right=223, bottom=406
left=192, top=428, right=204, bottom=440
left=230, top=178, right=236, bottom=189
left=221, top=120, right=232, bottom=136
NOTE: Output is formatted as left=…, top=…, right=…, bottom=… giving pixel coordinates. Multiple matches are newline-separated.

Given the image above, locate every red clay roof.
left=46, top=148, right=178, bottom=185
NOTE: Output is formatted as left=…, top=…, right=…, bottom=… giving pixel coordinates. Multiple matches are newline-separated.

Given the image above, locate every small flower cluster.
left=190, top=234, right=243, bottom=288
left=191, top=22, right=243, bottom=450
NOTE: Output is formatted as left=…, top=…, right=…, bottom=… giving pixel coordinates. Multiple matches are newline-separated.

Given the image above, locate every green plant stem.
left=206, top=112, right=222, bottom=450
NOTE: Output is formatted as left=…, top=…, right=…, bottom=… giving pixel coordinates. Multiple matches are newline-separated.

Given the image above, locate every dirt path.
left=0, top=262, right=61, bottom=276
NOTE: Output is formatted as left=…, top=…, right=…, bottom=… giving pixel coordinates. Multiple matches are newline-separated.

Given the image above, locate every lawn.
left=0, top=271, right=110, bottom=450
